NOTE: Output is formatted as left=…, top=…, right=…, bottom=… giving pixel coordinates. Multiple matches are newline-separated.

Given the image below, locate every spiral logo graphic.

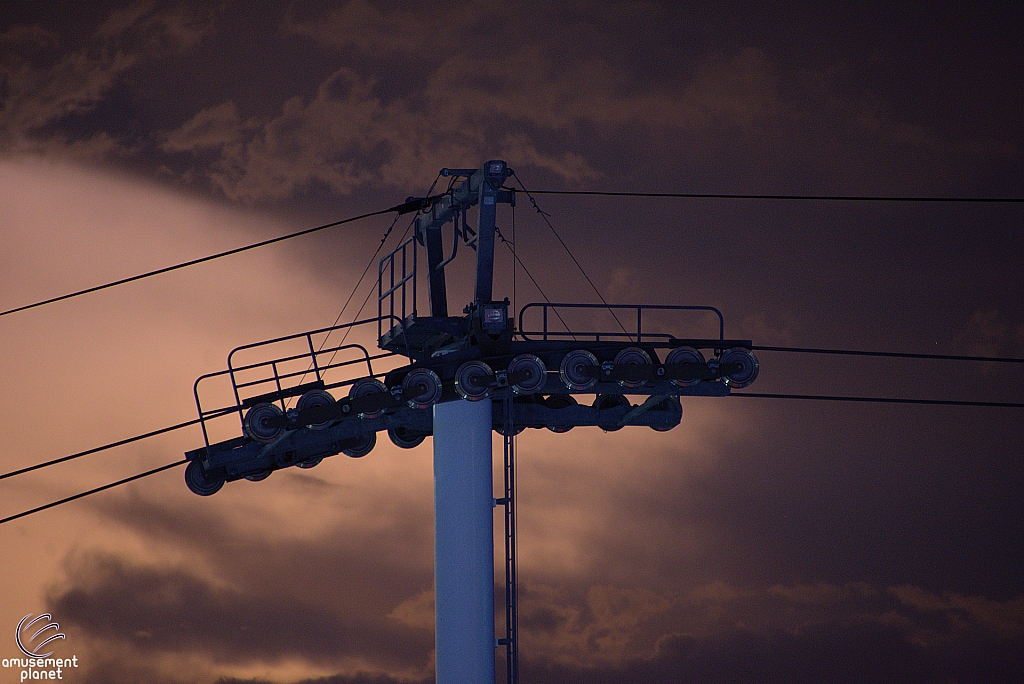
left=16, top=614, right=65, bottom=658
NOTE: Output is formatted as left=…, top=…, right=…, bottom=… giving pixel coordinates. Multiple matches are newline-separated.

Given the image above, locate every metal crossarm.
left=183, top=160, right=760, bottom=684
left=518, top=302, right=727, bottom=343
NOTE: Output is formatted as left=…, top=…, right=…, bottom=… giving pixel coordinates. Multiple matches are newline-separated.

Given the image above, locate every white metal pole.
left=433, top=397, right=496, bottom=684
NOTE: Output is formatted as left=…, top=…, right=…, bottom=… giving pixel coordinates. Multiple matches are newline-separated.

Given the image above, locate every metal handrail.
left=193, top=368, right=235, bottom=449
left=230, top=344, right=372, bottom=395
left=227, top=343, right=367, bottom=378
left=193, top=362, right=399, bottom=448
left=230, top=339, right=375, bottom=410
left=232, top=349, right=396, bottom=394
left=192, top=316, right=405, bottom=449
left=378, top=235, right=418, bottom=341
left=517, top=302, right=725, bottom=343
left=226, top=315, right=401, bottom=365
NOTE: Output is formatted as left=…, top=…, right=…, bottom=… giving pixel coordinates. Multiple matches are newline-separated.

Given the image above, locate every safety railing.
left=378, top=234, right=418, bottom=342
left=517, top=302, right=725, bottom=344
left=193, top=316, right=405, bottom=449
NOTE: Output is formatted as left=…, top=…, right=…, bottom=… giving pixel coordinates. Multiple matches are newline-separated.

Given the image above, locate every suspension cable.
left=0, top=459, right=187, bottom=526
left=0, top=202, right=428, bottom=319
left=753, top=345, right=1024, bottom=364
left=517, top=189, right=1024, bottom=203
left=495, top=225, right=576, bottom=340
left=730, top=392, right=1024, bottom=408
left=0, top=414, right=227, bottom=481
left=510, top=173, right=629, bottom=335
left=289, top=175, right=444, bottom=398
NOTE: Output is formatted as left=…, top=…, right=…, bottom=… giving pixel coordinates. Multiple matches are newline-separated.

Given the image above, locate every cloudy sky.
left=1, top=2, right=1022, bottom=683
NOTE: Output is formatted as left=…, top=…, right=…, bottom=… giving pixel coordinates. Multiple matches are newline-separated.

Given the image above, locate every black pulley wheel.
left=544, top=393, right=577, bottom=433
left=297, top=389, right=335, bottom=429
left=508, top=354, right=547, bottom=395
left=185, top=460, right=224, bottom=496
left=560, top=349, right=598, bottom=391
left=455, top=360, right=494, bottom=401
left=388, top=426, right=427, bottom=449
left=243, top=402, right=285, bottom=443
left=403, top=368, right=443, bottom=409
left=720, top=348, right=759, bottom=388
left=349, top=378, right=387, bottom=418
left=614, top=346, right=653, bottom=388
left=665, top=346, right=705, bottom=387
left=593, top=394, right=630, bottom=431
left=343, top=432, right=376, bottom=458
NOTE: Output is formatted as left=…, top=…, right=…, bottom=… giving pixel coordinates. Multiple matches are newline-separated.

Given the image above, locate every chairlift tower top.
left=183, top=160, right=760, bottom=684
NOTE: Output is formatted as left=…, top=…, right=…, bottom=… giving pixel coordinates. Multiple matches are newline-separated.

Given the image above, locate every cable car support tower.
left=183, top=161, right=760, bottom=684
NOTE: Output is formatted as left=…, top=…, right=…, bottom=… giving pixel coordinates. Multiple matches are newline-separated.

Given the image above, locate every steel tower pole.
left=433, top=397, right=496, bottom=684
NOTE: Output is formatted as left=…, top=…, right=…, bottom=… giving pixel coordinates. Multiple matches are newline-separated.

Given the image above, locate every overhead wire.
left=312, top=173, right=448, bottom=384
left=5, top=179, right=1023, bottom=526
left=2, top=181, right=440, bottom=525
left=322, top=213, right=402, bottom=334
left=753, top=345, right=1024, bottom=364
left=510, top=173, right=629, bottom=336
left=494, top=224, right=576, bottom=340
left=512, top=197, right=520, bottom=315
left=511, top=200, right=516, bottom=316
left=0, top=201, right=429, bottom=319
left=731, top=345, right=1024, bottom=407
left=321, top=174, right=442, bottom=346
left=318, top=215, right=416, bottom=371
left=4, top=343, right=1017, bottom=484
left=0, top=459, right=187, bottom=526
left=5, top=187, right=1018, bottom=321
left=730, top=392, right=1024, bottom=408
left=519, top=190, right=1024, bottom=203
left=6, top=374, right=1024, bottom=527
left=287, top=208, right=407, bottom=399
left=0, top=415, right=222, bottom=481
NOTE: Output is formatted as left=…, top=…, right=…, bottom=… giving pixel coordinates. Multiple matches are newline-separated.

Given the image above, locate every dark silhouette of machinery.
left=184, top=160, right=757, bottom=494
left=182, top=160, right=758, bottom=684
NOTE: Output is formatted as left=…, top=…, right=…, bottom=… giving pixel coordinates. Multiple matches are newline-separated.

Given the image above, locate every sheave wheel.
left=185, top=460, right=224, bottom=496
left=297, top=389, right=335, bottom=429
left=720, top=348, right=759, bottom=389
left=243, top=402, right=284, bottom=443
left=349, top=378, right=387, bottom=418
left=665, top=346, right=705, bottom=387
left=343, top=431, right=376, bottom=458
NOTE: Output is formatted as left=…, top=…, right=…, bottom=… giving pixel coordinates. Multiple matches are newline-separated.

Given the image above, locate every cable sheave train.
left=183, top=160, right=759, bottom=495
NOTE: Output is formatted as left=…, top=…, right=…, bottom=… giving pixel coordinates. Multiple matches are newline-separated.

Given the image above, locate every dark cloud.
left=51, top=551, right=407, bottom=665
left=5, top=2, right=1019, bottom=201
left=0, top=0, right=215, bottom=157
left=218, top=675, right=429, bottom=684
left=2, top=3, right=1022, bottom=683
left=519, top=621, right=1023, bottom=684
left=52, top=538, right=1023, bottom=683
left=46, top=489, right=436, bottom=677
left=42, top=425, right=1023, bottom=682
left=220, top=671, right=432, bottom=684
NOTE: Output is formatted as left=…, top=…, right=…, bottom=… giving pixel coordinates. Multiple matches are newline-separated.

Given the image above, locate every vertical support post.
left=424, top=223, right=449, bottom=317
left=433, top=398, right=496, bottom=684
left=475, top=179, right=497, bottom=305
left=474, top=160, right=509, bottom=306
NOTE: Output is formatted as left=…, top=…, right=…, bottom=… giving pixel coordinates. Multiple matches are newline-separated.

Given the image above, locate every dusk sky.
left=1, top=2, right=1022, bottom=683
